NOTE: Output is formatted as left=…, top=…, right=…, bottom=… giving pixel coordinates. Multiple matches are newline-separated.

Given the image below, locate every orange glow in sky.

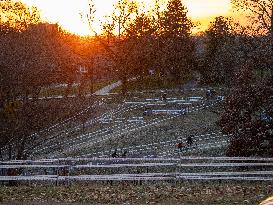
left=22, top=0, right=232, bottom=35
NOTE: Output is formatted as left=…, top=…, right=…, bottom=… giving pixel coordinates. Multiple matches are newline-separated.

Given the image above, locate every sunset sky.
left=22, top=0, right=233, bottom=35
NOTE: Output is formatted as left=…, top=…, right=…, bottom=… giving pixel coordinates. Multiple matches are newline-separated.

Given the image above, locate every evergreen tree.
left=158, top=0, right=195, bottom=85
left=202, top=16, right=234, bottom=85
left=160, top=0, right=193, bottom=38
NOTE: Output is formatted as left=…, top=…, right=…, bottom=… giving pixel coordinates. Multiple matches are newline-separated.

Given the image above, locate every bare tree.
left=232, top=0, right=273, bottom=35
left=0, top=1, right=86, bottom=159
left=232, top=0, right=273, bottom=53
left=84, top=0, right=155, bottom=94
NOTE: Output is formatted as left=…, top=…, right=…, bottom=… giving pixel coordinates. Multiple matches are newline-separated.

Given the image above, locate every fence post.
left=56, top=159, right=59, bottom=186
left=175, top=160, right=178, bottom=185
left=68, top=164, right=71, bottom=186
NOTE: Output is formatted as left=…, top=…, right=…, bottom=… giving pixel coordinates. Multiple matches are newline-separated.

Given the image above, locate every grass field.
left=0, top=181, right=272, bottom=204
left=111, top=76, right=182, bottom=93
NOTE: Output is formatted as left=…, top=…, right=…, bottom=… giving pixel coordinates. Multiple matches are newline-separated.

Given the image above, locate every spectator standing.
left=177, top=142, right=184, bottom=152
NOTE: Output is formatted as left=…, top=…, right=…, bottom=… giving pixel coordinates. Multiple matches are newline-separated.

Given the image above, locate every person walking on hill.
left=121, top=150, right=127, bottom=158
left=177, top=142, right=184, bottom=152
left=162, top=93, right=167, bottom=102
left=206, top=89, right=211, bottom=100
left=112, top=149, right=119, bottom=158
left=187, top=136, right=193, bottom=146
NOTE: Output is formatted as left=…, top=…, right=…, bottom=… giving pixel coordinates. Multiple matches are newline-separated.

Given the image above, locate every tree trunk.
left=16, top=143, right=24, bottom=160
left=0, top=86, right=4, bottom=109
left=8, top=144, right=12, bottom=160
left=270, top=6, right=273, bottom=48
left=270, top=6, right=273, bottom=81
left=89, top=67, right=94, bottom=94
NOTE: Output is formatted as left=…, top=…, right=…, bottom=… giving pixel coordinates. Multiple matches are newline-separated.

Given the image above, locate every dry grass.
left=0, top=181, right=272, bottom=204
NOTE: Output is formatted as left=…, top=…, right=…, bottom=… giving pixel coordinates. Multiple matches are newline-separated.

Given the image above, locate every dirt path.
left=94, top=81, right=121, bottom=96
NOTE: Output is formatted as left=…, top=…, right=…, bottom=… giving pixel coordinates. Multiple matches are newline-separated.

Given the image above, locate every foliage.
left=232, top=0, right=273, bottom=78
left=232, top=0, right=273, bottom=81
left=0, top=1, right=97, bottom=159
left=219, top=63, right=273, bottom=157
left=92, top=0, right=157, bottom=94
left=232, top=0, right=273, bottom=35
left=160, top=0, right=193, bottom=38
left=154, top=0, right=196, bottom=85
left=0, top=0, right=41, bottom=31
left=202, top=15, right=273, bottom=85
left=206, top=17, right=233, bottom=55
left=84, top=0, right=196, bottom=93
left=201, top=17, right=235, bottom=85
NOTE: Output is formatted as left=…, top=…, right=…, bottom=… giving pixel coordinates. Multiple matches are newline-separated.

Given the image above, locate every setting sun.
left=22, top=0, right=232, bottom=35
